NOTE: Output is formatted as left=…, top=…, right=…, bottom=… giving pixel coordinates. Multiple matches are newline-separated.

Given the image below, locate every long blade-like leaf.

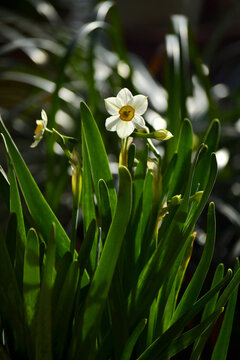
left=81, top=101, right=117, bottom=214
left=77, top=165, right=132, bottom=356
left=23, top=228, right=40, bottom=328
left=0, top=117, right=70, bottom=259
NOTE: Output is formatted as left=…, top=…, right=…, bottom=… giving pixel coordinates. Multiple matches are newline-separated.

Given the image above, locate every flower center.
left=119, top=105, right=135, bottom=122
left=34, top=123, right=43, bottom=135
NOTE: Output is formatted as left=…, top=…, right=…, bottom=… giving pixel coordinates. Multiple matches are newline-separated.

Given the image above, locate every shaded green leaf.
left=35, top=224, right=56, bottom=360
left=137, top=270, right=231, bottom=360
left=211, top=259, right=239, bottom=360
left=160, top=308, right=223, bottom=359
left=6, top=213, right=17, bottom=266
left=52, top=260, right=79, bottom=359
left=0, top=231, right=26, bottom=354
left=0, top=117, right=70, bottom=260
left=190, top=263, right=225, bottom=360
left=121, top=319, right=147, bottom=360
left=98, top=179, right=112, bottom=244
left=23, top=228, right=40, bottom=328
left=0, top=165, right=10, bottom=208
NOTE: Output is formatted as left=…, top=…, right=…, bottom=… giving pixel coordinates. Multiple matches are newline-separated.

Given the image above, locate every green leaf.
left=77, top=166, right=132, bottom=356
left=192, top=119, right=220, bottom=194
left=6, top=150, right=27, bottom=243
left=52, top=252, right=75, bottom=313
left=160, top=233, right=194, bottom=334
left=6, top=150, right=27, bottom=289
left=130, top=145, right=206, bottom=325
left=80, top=101, right=117, bottom=214
left=161, top=153, right=177, bottom=202
left=0, top=117, right=70, bottom=260
left=191, top=262, right=240, bottom=360
left=35, top=224, right=56, bottom=360
left=190, top=263, right=225, bottom=360
left=78, top=219, right=97, bottom=278
left=136, top=270, right=232, bottom=360
left=120, top=319, right=147, bottom=360
left=211, top=259, right=239, bottom=360
left=184, top=153, right=218, bottom=237
left=0, top=231, right=26, bottom=354
left=6, top=213, right=17, bottom=266
left=124, top=144, right=148, bottom=294
left=135, top=169, right=153, bottom=270
left=52, top=260, right=79, bottom=359
left=127, top=142, right=136, bottom=172
left=23, top=228, right=40, bottom=328
left=167, top=118, right=193, bottom=199
left=159, top=307, right=224, bottom=359
left=216, top=266, right=240, bottom=309
left=98, top=179, right=112, bottom=244
left=0, top=165, right=10, bottom=208
left=171, top=202, right=216, bottom=323
left=81, top=135, right=98, bottom=273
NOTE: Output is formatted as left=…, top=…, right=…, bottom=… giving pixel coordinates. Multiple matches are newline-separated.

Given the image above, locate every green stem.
left=120, top=138, right=128, bottom=167
left=147, top=139, right=160, bottom=158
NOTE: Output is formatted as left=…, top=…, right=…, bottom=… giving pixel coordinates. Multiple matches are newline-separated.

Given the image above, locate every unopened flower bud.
left=71, top=148, right=82, bottom=208
left=153, top=129, right=173, bottom=141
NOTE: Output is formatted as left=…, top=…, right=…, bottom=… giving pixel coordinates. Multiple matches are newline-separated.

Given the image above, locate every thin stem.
left=147, top=139, right=160, bottom=158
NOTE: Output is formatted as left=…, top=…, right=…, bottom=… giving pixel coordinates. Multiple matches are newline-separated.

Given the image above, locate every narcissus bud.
left=153, top=129, right=173, bottom=141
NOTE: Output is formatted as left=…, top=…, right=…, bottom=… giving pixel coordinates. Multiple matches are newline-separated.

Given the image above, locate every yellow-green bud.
left=71, top=148, right=82, bottom=208
left=170, top=195, right=182, bottom=206
left=153, top=129, right=173, bottom=141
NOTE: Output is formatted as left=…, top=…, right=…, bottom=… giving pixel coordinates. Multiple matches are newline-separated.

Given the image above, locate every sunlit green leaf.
left=77, top=165, right=132, bottom=356
left=81, top=101, right=117, bottom=214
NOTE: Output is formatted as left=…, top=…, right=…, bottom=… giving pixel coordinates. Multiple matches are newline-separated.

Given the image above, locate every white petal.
left=41, top=109, right=48, bottom=125
left=129, top=95, right=148, bottom=115
left=104, top=97, right=120, bottom=115
left=35, top=120, right=43, bottom=126
left=116, top=88, right=133, bottom=106
left=30, top=139, right=41, bottom=148
left=105, top=115, right=120, bottom=131
left=132, top=114, right=146, bottom=129
left=116, top=120, right=135, bottom=138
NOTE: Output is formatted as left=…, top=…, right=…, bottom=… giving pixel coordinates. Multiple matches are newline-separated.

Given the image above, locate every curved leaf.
left=0, top=116, right=70, bottom=260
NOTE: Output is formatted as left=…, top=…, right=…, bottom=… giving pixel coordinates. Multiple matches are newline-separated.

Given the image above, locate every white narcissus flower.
left=104, top=88, right=148, bottom=138
left=31, top=109, right=48, bottom=148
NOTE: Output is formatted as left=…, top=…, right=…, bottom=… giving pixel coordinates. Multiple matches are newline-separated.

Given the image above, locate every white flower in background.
left=104, top=88, right=148, bottom=138
left=31, top=109, right=48, bottom=148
